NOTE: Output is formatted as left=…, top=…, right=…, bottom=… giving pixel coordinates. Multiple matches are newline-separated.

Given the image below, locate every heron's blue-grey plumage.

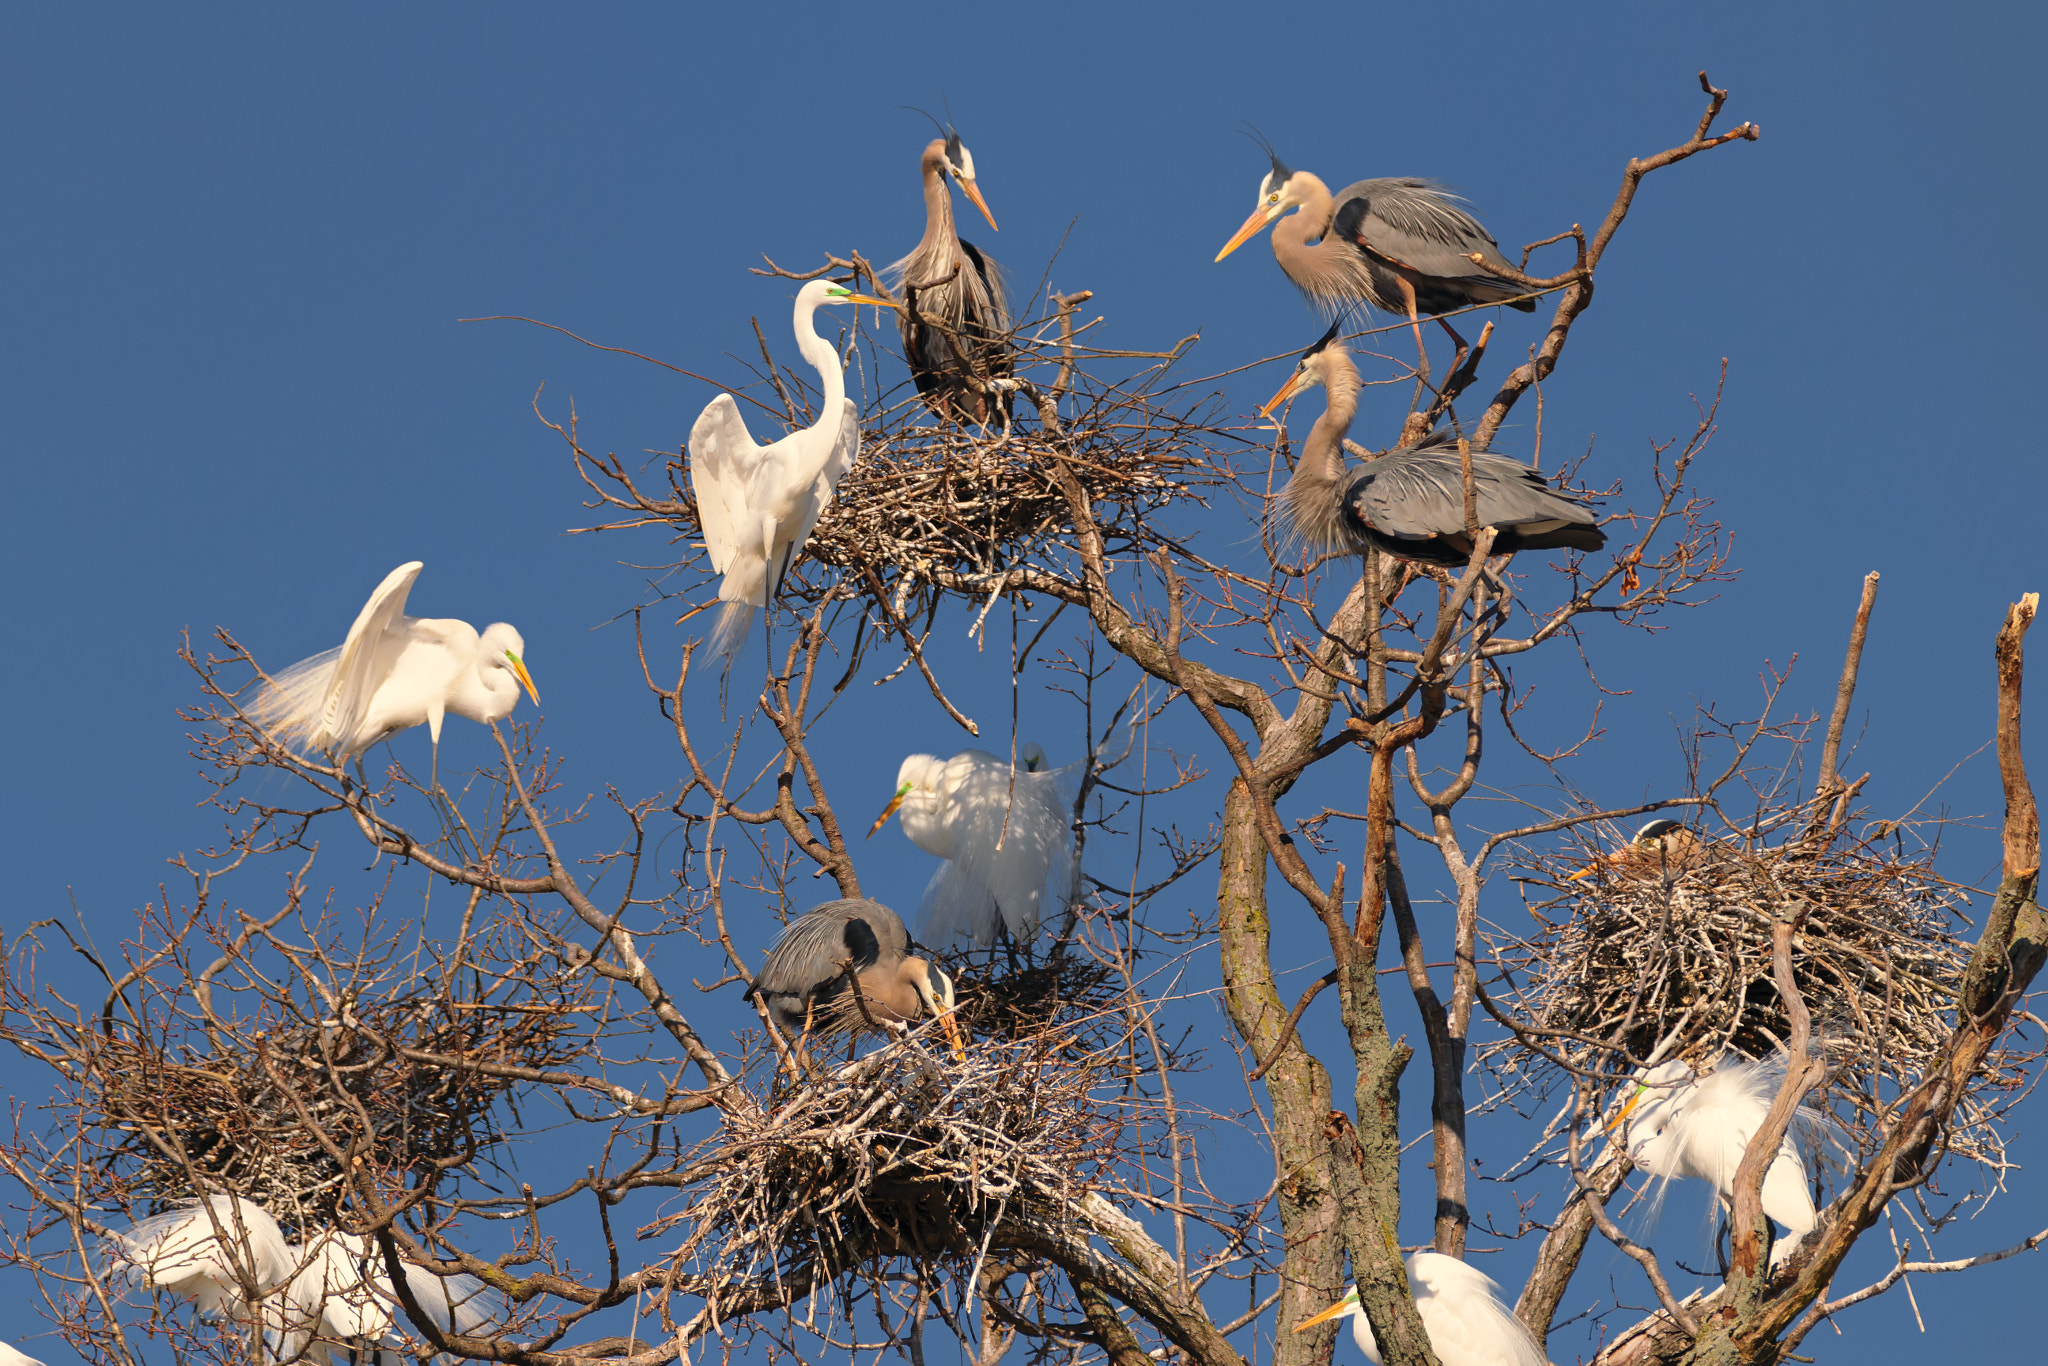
left=748, top=898, right=930, bottom=1041
left=1329, top=178, right=1537, bottom=316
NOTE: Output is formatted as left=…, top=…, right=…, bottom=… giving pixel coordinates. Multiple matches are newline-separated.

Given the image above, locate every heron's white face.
left=478, top=623, right=542, bottom=708
left=941, top=136, right=999, bottom=233
left=1261, top=352, right=1329, bottom=417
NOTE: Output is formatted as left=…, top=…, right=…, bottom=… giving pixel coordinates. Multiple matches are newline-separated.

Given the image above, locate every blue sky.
left=2, top=4, right=2043, bottom=1362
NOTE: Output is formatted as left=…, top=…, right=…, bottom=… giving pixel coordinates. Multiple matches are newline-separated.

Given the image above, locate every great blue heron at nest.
left=1263, top=324, right=1604, bottom=567
left=747, top=898, right=966, bottom=1060
left=1293, top=1252, right=1548, bottom=1366
left=1215, top=136, right=1536, bottom=369
left=886, top=118, right=1012, bottom=425
left=867, top=742, right=1081, bottom=947
left=1567, top=817, right=1706, bottom=882
left=1606, top=1053, right=1852, bottom=1267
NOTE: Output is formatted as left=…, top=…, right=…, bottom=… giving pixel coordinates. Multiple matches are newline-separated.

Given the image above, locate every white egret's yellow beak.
left=843, top=292, right=899, bottom=309
left=1294, top=1292, right=1358, bottom=1333
left=1604, top=1085, right=1648, bottom=1133
left=1215, top=204, right=1279, bottom=263
left=958, top=178, right=1000, bottom=233
left=867, top=781, right=914, bottom=838
left=505, top=651, right=542, bottom=708
left=1261, top=369, right=1311, bottom=417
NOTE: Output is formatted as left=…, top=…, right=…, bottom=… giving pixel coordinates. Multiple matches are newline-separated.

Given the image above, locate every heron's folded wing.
left=688, top=393, right=762, bottom=576
left=317, top=562, right=422, bottom=750
left=1333, top=177, right=1514, bottom=276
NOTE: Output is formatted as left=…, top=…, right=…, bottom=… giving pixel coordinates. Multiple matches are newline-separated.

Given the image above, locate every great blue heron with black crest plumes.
left=1215, top=137, right=1535, bottom=368
left=747, top=898, right=966, bottom=1060
left=1292, top=1253, right=1548, bottom=1366
left=886, top=117, right=1012, bottom=425
left=687, top=279, right=894, bottom=657
left=1567, top=817, right=1707, bottom=882
left=1263, top=325, right=1604, bottom=567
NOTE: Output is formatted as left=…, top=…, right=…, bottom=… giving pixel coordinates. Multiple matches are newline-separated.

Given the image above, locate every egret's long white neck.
left=792, top=292, right=848, bottom=427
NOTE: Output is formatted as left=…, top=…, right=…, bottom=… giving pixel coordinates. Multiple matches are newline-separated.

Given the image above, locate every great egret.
left=687, top=279, right=893, bottom=656
left=1215, top=136, right=1534, bottom=366
left=1293, top=1253, right=1548, bottom=1366
left=1607, top=1053, right=1851, bottom=1267
left=257, top=561, right=540, bottom=793
left=1263, top=326, right=1602, bottom=567
left=866, top=743, right=1080, bottom=947
left=888, top=119, right=1011, bottom=424
left=747, top=898, right=965, bottom=1060
left=1566, top=818, right=1706, bottom=883
left=110, top=1194, right=294, bottom=1319
left=0, top=1343, right=47, bottom=1366
left=267, top=1228, right=503, bottom=1364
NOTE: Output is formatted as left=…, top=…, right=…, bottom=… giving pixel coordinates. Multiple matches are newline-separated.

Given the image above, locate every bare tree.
left=3, top=72, right=2041, bottom=1366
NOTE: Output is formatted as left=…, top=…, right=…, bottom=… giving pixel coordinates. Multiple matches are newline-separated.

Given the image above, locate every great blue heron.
left=886, top=121, right=1012, bottom=425
left=267, top=1228, right=503, bottom=1362
left=257, top=561, right=541, bottom=794
left=1263, top=324, right=1604, bottom=567
left=1215, top=141, right=1534, bottom=368
left=747, top=898, right=966, bottom=1060
left=866, top=743, right=1080, bottom=947
left=1607, top=1054, right=1851, bottom=1267
left=111, top=1194, right=294, bottom=1320
left=1566, top=818, right=1705, bottom=882
left=687, top=279, right=893, bottom=655
left=1293, top=1252, right=1548, bottom=1366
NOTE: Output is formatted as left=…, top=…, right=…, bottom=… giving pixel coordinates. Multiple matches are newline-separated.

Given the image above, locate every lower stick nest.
left=1481, top=832, right=2026, bottom=1175
left=646, top=1025, right=1111, bottom=1315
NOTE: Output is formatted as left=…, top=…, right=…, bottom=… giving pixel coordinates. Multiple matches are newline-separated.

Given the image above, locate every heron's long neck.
left=793, top=296, right=848, bottom=422
left=1283, top=356, right=1362, bottom=552
left=1270, top=173, right=1336, bottom=264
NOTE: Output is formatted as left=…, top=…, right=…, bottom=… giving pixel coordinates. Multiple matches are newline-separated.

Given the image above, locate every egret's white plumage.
left=257, top=561, right=540, bottom=781
left=110, top=1194, right=294, bottom=1319
left=1609, top=1053, right=1851, bottom=1266
left=267, top=1229, right=503, bottom=1364
left=688, top=279, right=890, bottom=656
left=1294, top=1254, right=1548, bottom=1366
left=868, top=743, right=1080, bottom=946
left=0, top=1342, right=48, bottom=1366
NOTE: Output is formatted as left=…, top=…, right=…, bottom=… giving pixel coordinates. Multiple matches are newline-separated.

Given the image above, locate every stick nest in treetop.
left=1480, top=826, right=2029, bottom=1176
left=949, top=952, right=1126, bottom=1045
left=567, top=279, right=1238, bottom=625
left=642, top=1024, right=1112, bottom=1318
left=67, top=991, right=593, bottom=1234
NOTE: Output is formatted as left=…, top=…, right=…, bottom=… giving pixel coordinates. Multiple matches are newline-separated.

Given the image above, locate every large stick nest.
left=644, top=1025, right=1112, bottom=1314
left=1480, top=829, right=2025, bottom=1171
left=79, top=995, right=591, bottom=1233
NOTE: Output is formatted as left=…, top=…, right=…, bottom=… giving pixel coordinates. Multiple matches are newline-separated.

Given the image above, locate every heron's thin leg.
left=427, top=738, right=478, bottom=867
left=1395, top=277, right=1431, bottom=386
left=1435, top=314, right=1469, bottom=352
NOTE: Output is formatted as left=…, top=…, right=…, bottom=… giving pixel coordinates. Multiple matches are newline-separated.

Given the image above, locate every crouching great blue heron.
left=1215, top=140, right=1534, bottom=367
left=1566, top=818, right=1707, bottom=882
left=888, top=120, right=1011, bottom=425
left=1264, top=325, right=1603, bottom=568
left=748, top=898, right=965, bottom=1060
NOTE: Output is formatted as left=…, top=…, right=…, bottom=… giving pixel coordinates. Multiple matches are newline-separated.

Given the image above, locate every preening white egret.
left=0, top=1342, right=48, bottom=1366
left=1566, top=818, right=1705, bottom=883
left=1607, top=1053, right=1851, bottom=1267
left=257, top=561, right=540, bottom=793
left=110, top=1194, right=293, bottom=1319
left=1293, top=1253, right=1548, bottom=1366
left=866, top=743, right=1081, bottom=947
left=688, top=279, right=893, bottom=656
left=747, top=898, right=965, bottom=1060
left=267, top=1228, right=503, bottom=1364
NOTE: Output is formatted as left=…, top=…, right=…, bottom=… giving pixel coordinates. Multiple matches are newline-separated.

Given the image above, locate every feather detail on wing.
left=688, top=394, right=758, bottom=579
left=257, top=562, right=421, bottom=755
left=916, top=762, right=1077, bottom=946
left=768, top=397, right=860, bottom=599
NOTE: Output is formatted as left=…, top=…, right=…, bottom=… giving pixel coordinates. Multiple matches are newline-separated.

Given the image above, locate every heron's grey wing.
left=1334, top=177, right=1513, bottom=276
left=688, top=393, right=763, bottom=576
left=959, top=238, right=1012, bottom=332
left=755, top=898, right=908, bottom=1000
left=319, top=562, right=423, bottom=751
left=1348, top=458, right=1464, bottom=539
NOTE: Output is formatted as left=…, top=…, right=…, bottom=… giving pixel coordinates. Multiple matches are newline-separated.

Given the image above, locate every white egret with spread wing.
left=867, top=743, right=1081, bottom=947
left=1607, top=1053, right=1851, bottom=1267
left=257, top=561, right=540, bottom=793
left=267, top=1228, right=503, bottom=1364
left=1294, top=1253, right=1548, bottom=1366
left=746, top=898, right=965, bottom=1060
left=110, top=1194, right=294, bottom=1321
left=688, top=279, right=894, bottom=656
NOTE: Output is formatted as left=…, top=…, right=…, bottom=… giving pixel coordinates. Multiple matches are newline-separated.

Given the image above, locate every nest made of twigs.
left=1480, top=830, right=2024, bottom=1170
left=645, top=1023, right=1110, bottom=1304
left=950, top=953, right=1125, bottom=1045
left=87, top=997, right=591, bottom=1233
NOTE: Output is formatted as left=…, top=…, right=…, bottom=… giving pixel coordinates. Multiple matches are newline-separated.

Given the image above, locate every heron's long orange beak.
left=1261, top=370, right=1311, bottom=417
left=1215, top=205, right=1277, bottom=264
left=1565, top=849, right=1626, bottom=883
left=1604, top=1086, right=1648, bottom=1134
left=505, top=651, right=542, bottom=708
left=1294, top=1293, right=1358, bottom=1333
left=936, top=1008, right=966, bottom=1062
left=958, top=178, right=999, bottom=233
left=867, top=782, right=913, bottom=838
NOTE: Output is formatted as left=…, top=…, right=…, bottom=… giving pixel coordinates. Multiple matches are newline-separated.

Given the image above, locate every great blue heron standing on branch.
left=1215, top=139, right=1534, bottom=371
left=687, top=279, right=893, bottom=656
left=1293, top=1252, right=1548, bottom=1366
left=1263, top=325, right=1604, bottom=567
left=747, top=898, right=966, bottom=1060
left=887, top=119, right=1012, bottom=425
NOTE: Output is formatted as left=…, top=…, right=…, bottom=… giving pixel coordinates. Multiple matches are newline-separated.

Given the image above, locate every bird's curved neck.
left=1271, top=173, right=1336, bottom=254
left=793, top=295, right=847, bottom=419
left=918, top=147, right=958, bottom=261
left=1283, top=355, right=1362, bottom=552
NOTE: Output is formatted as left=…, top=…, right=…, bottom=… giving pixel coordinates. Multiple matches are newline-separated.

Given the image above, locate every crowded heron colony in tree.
left=2, top=73, right=2043, bottom=1366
